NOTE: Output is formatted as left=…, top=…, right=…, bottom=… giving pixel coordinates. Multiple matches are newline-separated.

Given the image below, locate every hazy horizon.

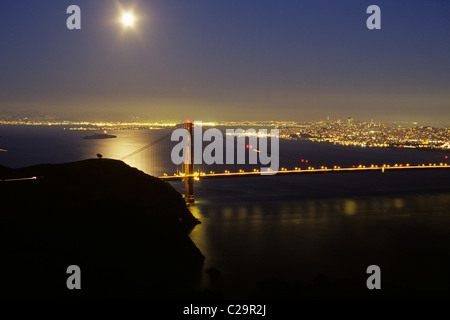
left=2, top=108, right=450, bottom=128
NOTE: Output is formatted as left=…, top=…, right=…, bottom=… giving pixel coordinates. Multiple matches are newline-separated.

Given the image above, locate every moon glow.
left=121, top=13, right=135, bottom=27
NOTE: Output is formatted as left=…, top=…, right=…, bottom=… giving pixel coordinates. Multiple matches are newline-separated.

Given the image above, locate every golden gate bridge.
left=116, top=122, right=450, bottom=204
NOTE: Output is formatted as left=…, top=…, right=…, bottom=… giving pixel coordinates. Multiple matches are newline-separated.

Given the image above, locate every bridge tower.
left=184, top=121, right=195, bottom=203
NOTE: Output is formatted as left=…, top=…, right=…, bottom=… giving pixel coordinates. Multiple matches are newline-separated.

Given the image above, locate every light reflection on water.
left=0, top=126, right=180, bottom=176
left=186, top=187, right=450, bottom=298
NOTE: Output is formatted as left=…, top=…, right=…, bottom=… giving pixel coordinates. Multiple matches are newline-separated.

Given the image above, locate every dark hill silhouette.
left=0, top=164, right=11, bottom=176
left=0, top=159, right=203, bottom=298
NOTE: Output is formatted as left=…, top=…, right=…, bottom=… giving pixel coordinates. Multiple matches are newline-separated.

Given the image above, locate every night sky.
left=1, top=0, right=449, bottom=123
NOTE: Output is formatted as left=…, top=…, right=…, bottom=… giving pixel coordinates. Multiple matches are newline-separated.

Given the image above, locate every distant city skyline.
left=1, top=1, right=449, bottom=123
left=1, top=109, right=449, bottom=129
left=1, top=108, right=450, bottom=127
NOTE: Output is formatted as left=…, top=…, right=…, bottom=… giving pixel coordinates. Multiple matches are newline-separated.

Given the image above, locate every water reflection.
left=186, top=192, right=450, bottom=298
left=94, top=129, right=176, bottom=176
left=344, top=200, right=357, bottom=215
left=393, top=198, right=405, bottom=209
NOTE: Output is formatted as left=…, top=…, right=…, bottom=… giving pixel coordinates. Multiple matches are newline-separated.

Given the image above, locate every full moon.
left=121, top=13, right=135, bottom=27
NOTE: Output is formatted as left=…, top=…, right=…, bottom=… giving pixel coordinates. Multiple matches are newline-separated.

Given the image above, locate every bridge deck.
left=159, top=164, right=450, bottom=181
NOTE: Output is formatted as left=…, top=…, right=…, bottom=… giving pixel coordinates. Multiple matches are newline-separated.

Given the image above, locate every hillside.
left=0, top=159, right=204, bottom=298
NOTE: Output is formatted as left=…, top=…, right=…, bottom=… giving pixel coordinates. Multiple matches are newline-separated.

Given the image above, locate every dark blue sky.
left=1, top=0, right=449, bottom=122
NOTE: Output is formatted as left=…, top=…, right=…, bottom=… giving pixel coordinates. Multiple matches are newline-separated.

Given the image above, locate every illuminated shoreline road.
left=0, top=176, right=37, bottom=182
left=159, top=163, right=450, bottom=181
